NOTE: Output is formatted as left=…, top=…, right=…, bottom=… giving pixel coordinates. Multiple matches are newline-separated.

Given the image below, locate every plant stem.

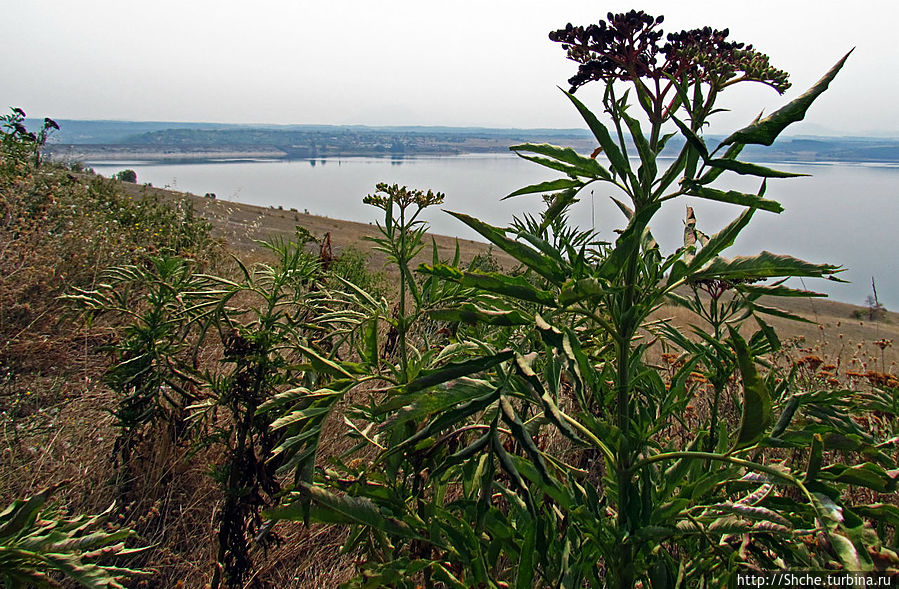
left=398, top=205, right=409, bottom=382
left=614, top=230, right=641, bottom=589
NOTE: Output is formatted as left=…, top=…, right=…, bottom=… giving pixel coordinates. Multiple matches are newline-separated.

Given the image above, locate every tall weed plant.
left=268, top=10, right=898, bottom=588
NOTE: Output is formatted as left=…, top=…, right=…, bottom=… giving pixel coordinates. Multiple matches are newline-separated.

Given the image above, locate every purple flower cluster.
left=549, top=10, right=790, bottom=95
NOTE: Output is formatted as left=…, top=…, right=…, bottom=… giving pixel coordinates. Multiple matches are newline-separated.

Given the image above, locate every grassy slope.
left=137, top=179, right=899, bottom=369
left=2, top=169, right=896, bottom=586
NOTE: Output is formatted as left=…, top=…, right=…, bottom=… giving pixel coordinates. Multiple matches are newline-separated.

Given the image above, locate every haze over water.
left=90, top=155, right=899, bottom=309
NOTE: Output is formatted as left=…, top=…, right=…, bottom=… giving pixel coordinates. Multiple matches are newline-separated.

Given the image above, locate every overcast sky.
left=3, top=1, right=895, bottom=135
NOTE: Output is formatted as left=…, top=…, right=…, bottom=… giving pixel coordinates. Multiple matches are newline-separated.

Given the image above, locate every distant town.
left=38, top=119, right=899, bottom=164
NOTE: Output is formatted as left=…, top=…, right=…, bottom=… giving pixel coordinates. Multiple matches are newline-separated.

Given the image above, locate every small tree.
left=115, top=169, right=137, bottom=183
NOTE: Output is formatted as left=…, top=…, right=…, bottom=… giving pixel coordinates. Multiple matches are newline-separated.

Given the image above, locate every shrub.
left=114, top=169, right=137, bottom=183
left=328, top=245, right=387, bottom=299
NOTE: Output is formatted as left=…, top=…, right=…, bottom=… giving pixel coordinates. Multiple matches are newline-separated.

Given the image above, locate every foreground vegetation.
left=2, top=10, right=899, bottom=588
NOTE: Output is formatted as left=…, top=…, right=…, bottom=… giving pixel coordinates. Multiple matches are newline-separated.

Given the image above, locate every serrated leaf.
left=420, top=264, right=557, bottom=306
left=405, top=349, right=514, bottom=393
left=445, top=212, right=565, bottom=283
left=706, top=158, right=808, bottom=178
left=721, top=51, right=853, bottom=147
left=504, top=178, right=583, bottom=199
left=688, top=251, right=843, bottom=282
left=270, top=485, right=422, bottom=541
left=511, top=143, right=613, bottom=180
left=684, top=184, right=783, bottom=213
left=819, top=463, right=898, bottom=493
left=428, top=305, right=531, bottom=326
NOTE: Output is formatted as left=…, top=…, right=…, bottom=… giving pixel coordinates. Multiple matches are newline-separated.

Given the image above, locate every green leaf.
left=0, top=485, right=57, bottom=539
left=620, top=109, right=656, bottom=189
left=706, top=158, right=808, bottom=178
left=445, top=211, right=565, bottom=283
left=499, top=395, right=554, bottom=486
left=516, top=520, right=537, bottom=589
left=598, top=203, right=660, bottom=281
left=297, top=344, right=353, bottom=379
left=670, top=116, right=709, bottom=160
left=511, top=143, right=613, bottom=180
left=492, top=434, right=532, bottom=510
left=270, top=406, right=332, bottom=430
left=391, top=388, right=502, bottom=455
left=558, top=277, right=613, bottom=306
left=504, top=178, right=583, bottom=199
left=540, top=188, right=580, bottom=232
left=421, top=264, right=557, bottom=306
left=819, top=463, right=898, bottom=493
left=829, top=532, right=864, bottom=571
left=512, top=351, right=589, bottom=448
left=363, top=318, right=378, bottom=365
left=673, top=207, right=755, bottom=285
left=696, top=142, right=745, bottom=185
left=729, top=326, right=772, bottom=450
left=853, top=503, right=899, bottom=527
left=805, top=434, right=824, bottom=482
left=736, top=283, right=827, bottom=298
left=562, top=89, right=634, bottom=182
left=746, top=301, right=817, bottom=324
left=721, top=51, right=853, bottom=147
left=428, top=304, right=531, bottom=326
left=688, top=251, right=843, bottom=282
left=512, top=153, right=582, bottom=178
left=405, top=349, right=514, bottom=393
left=684, top=184, right=783, bottom=213
left=270, top=485, right=422, bottom=541
left=430, top=428, right=493, bottom=480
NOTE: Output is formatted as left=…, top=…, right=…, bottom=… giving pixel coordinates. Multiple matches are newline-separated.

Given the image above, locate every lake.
left=88, top=154, right=899, bottom=309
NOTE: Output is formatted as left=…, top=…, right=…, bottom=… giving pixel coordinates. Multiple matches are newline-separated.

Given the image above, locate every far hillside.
left=37, top=118, right=899, bottom=162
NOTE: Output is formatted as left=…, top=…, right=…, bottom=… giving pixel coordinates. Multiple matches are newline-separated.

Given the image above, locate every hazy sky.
left=3, top=1, right=896, bottom=135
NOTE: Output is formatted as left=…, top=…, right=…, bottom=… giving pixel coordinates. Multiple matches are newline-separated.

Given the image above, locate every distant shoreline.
left=48, top=141, right=899, bottom=166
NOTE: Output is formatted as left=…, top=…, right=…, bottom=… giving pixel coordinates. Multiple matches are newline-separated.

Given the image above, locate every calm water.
left=89, top=155, right=899, bottom=309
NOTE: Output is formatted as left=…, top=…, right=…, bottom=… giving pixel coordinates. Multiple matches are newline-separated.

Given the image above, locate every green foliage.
left=0, top=107, right=57, bottom=171
left=114, top=169, right=137, bottom=183
left=200, top=237, right=324, bottom=588
left=0, top=484, right=148, bottom=588
left=65, top=256, right=218, bottom=475
left=328, top=245, right=387, bottom=299
left=43, top=10, right=896, bottom=588
left=260, top=10, right=896, bottom=589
